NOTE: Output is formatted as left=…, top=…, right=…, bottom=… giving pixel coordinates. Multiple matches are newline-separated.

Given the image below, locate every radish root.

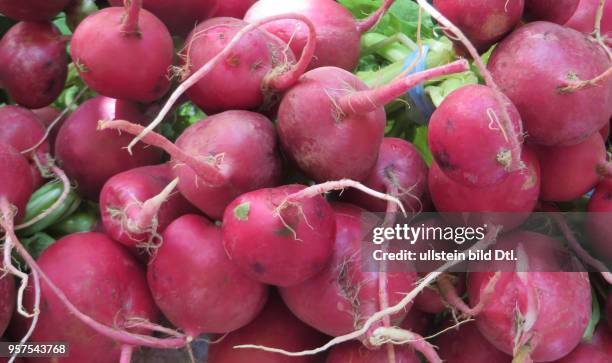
left=369, top=327, right=442, bottom=363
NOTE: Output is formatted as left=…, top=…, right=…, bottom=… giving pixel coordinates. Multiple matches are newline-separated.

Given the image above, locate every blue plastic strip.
left=403, top=45, right=435, bottom=121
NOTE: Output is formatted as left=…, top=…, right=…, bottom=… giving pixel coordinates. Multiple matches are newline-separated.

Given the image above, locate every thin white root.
left=283, top=179, right=407, bottom=216
left=233, top=225, right=502, bottom=356
left=10, top=269, right=40, bottom=363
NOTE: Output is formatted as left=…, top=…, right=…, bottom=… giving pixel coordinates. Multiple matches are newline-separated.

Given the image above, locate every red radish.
left=207, top=296, right=327, bottom=363
left=212, top=0, right=258, bottom=18
left=326, top=341, right=420, bottom=363
left=586, top=177, right=612, bottom=264
left=609, top=294, right=612, bottom=332
left=534, top=132, right=606, bottom=201
left=180, top=16, right=314, bottom=114
left=277, top=60, right=469, bottom=182
left=0, top=0, right=70, bottom=21
left=344, top=138, right=428, bottom=213
left=222, top=184, right=335, bottom=286
left=468, top=231, right=592, bottom=362
left=244, top=0, right=395, bottom=70
left=554, top=324, right=612, bottom=362
left=415, top=273, right=466, bottom=314
left=108, top=0, right=216, bottom=36
left=0, top=143, right=35, bottom=222
left=428, top=147, right=540, bottom=230
left=71, top=1, right=174, bottom=102
left=601, top=122, right=610, bottom=141
left=147, top=214, right=268, bottom=338
left=280, top=203, right=417, bottom=336
left=55, top=96, right=162, bottom=200
left=488, top=21, right=612, bottom=145
left=399, top=306, right=431, bottom=336
left=31, top=106, right=63, bottom=154
left=433, top=0, right=525, bottom=52
left=0, top=105, right=50, bottom=188
left=0, top=21, right=68, bottom=108
left=0, top=268, right=15, bottom=336
left=11, top=232, right=160, bottom=363
left=99, top=110, right=283, bottom=220
left=435, top=320, right=511, bottom=363
left=99, top=164, right=196, bottom=249
left=428, top=84, right=523, bottom=187
left=525, top=0, right=612, bottom=35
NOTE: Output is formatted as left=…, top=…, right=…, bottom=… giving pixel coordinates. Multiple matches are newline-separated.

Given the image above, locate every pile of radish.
left=0, top=0, right=610, bottom=362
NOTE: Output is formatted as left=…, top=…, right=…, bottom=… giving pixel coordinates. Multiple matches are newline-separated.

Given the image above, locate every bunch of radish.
left=0, top=0, right=610, bottom=363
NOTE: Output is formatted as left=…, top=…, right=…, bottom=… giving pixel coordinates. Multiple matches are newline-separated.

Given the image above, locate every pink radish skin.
left=55, top=96, right=162, bottom=200
left=601, top=122, right=610, bottom=140
left=147, top=214, right=268, bottom=338
left=436, top=320, right=511, bottom=362
left=428, top=84, right=523, bottom=187
left=428, top=147, right=540, bottom=230
left=415, top=273, right=466, bottom=314
left=399, top=306, right=431, bottom=336
left=277, top=60, right=469, bottom=182
left=554, top=324, right=612, bottom=362
left=526, top=0, right=612, bottom=34
left=0, top=21, right=68, bottom=108
left=586, top=178, right=612, bottom=264
left=0, top=266, right=14, bottom=336
left=344, top=138, right=428, bottom=213
left=172, top=110, right=282, bottom=219
left=212, top=0, right=258, bottom=18
left=326, top=341, right=420, bottom=363
left=31, top=106, right=63, bottom=154
left=99, top=164, right=196, bottom=249
left=468, top=231, right=592, bottom=362
left=280, top=203, right=417, bottom=337
left=433, top=0, right=525, bottom=52
left=180, top=16, right=314, bottom=114
left=71, top=3, right=174, bottom=102
left=208, top=296, right=327, bottom=363
left=222, top=184, right=335, bottom=287
left=488, top=21, right=612, bottom=146
left=245, top=0, right=393, bottom=70
left=0, top=143, right=35, bottom=222
left=11, top=232, right=160, bottom=363
left=0, top=0, right=70, bottom=21
left=534, top=132, right=606, bottom=201
left=0, top=105, right=50, bottom=188
left=108, top=0, right=216, bottom=36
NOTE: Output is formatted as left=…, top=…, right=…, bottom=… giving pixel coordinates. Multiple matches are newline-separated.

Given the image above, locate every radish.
left=55, top=96, right=162, bottom=200
left=468, top=231, right=592, bottom=362
left=0, top=21, right=68, bottom=108
left=399, top=306, right=431, bottom=336
left=99, top=110, right=283, bottom=220
left=586, top=177, right=612, bottom=264
left=212, top=0, right=258, bottom=18
left=31, top=106, right=63, bottom=154
left=71, top=0, right=174, bottom=102
left=433, top=0, right=525, bottom=52
left=10, top=232, right=160, bottom=363
left=534, top=132, right=606, bottom=201
left=601, top=121, right=610, bottom=140
left=244, top=0, right=395, bottom=70
left=279, top=203, right=417, bottom=336
left=488, top=21, right=612, bottom=145
left=428, top=147, right=540, bottom=230
left=0, top=106, right=50, bottom=188
left=207, top=295, right=327, bottom=363
left=277, top=60, right=469, bottom=182
left=415, top=273, right=466, bottom=314
left=147, top=214, right=268, bottom=339
left=0, top=0, right=70, bottom=21
left=99, top=164, right=196, bottom=249
left=428, top=84, right=524, bottom=187
left=326, top=341, right=420, bottom=363
left=0, top=267, right=14, bottom=336
left=554, top=324, right=612, bottom=362
left=344, top=138, right=428, bottom=213
left=0, top=143, right=35, bottom=222
left=436, top=320, right=512, bottom=362
left=108, top=0, right=216, bottom=36
left=525, top=0, right=612, bottom=35
left=179, top=16, right=314, bottom=114
left=222, top=184, right=336, bottom=287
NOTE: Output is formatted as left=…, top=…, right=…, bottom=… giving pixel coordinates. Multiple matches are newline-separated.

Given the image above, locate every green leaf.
left=581, top=288, right=600, bottom=342
left=233, top=202, right=251, bottom=221
left=411, top=124, right=433, bottom=166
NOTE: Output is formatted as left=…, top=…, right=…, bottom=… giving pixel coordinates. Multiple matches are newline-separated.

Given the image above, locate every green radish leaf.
left=581, top=288, right=601, bottom=342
